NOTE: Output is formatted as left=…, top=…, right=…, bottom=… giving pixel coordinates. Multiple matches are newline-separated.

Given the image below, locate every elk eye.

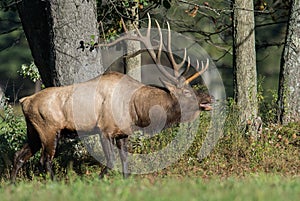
left=183, top=89, right=193, bottom=97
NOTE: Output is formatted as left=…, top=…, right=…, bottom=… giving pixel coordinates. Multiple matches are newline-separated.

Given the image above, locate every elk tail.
left=19, top=97, right=28, bottom=104
left=19, top=96, right=32, bottom=112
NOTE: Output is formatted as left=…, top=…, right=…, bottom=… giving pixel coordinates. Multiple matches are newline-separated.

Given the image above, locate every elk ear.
left=160, top=79, right=177, bottom=93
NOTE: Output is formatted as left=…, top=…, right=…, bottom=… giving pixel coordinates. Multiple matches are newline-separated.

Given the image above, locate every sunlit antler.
left=184, top=58, right=209, bottom=85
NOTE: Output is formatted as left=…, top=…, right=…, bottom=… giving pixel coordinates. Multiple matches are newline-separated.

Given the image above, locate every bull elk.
left=11, top=14, right=212, bottom=182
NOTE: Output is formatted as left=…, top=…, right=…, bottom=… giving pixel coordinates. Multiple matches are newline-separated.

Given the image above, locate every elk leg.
left=11, top=123, right=41, bottom=183
left=40, top=150, right=55, bottom=180
left=11, top=142, right=40, bottom=183
left=99, top=133, right=115, bottom=178
left=44, top=153, right=55, bottom=180
left=116, top=137, right=129, bottom=178
left=40, top=132, right=59, bottom=180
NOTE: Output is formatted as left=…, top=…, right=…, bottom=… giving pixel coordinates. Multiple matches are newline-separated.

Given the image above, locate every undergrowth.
left=0, top=93, right=299, bottom=182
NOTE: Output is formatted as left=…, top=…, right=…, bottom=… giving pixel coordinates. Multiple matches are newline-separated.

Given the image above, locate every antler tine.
left=153, top=20, right=178, bottom=82
left=187, top=56, right=191, bottom=69
left=195, top=59, right=200, bottom=71
left=184, top=58, right=209, bottom=85
left=155, top=20, right=163, bottom=64
left=166, top=21, right=187, bottom=78
left=181, top=56, right=191, bottom=77
left=146, top=13, right=151, bottom=38
left=179, top=48, right=187, bottom=69
left=133, top=13, right=151, bottom=39
left=98, top=15, right=147, bottom=47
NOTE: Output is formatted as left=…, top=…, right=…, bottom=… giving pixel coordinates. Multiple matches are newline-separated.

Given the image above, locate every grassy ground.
left=1, top=173, right=299, bottom=201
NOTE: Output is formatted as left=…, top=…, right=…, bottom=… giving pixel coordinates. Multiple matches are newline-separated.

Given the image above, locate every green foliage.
left=53, top=137, right=99, bottom=178
left=97, top=0, right=170, bottom=40
left=0, top=0, right=17, bottom=12
left=257, top=75, right=279, bottom=123
left=0, top=97, right=26, bottom=151
left=0, top=96, right=27, bottom=177
left=0, top=10, right=33, bottom=100
left=259, top=89, right=279, bottom=123
left=139, top=0, right=149, bottom=7
left=19, top=62, right=41, bottom=83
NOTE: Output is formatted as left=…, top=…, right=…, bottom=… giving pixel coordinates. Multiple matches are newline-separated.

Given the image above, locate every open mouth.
left=200, top=103, right=212, bottom=111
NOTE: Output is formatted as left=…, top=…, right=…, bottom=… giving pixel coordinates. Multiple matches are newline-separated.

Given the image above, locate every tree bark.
left=233, top=0, right=260, bottom=136
left=123, top=0, right=141, bottom=81
left=16, top=0, right=104, bottom=165
left=277, top=0, right=300, bottom=124
left=17, top=0, right=103, bottom=87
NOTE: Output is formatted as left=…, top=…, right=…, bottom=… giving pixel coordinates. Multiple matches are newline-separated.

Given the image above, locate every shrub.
left=0, top=96, right=27, bottom=178
left=1, top=90, right=299, bottom=181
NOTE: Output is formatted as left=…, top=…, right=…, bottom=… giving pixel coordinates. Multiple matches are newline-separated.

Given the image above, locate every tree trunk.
left=16, top=0, right=104, bottom=168
left=277, top=0, right=300, bottom=124
left=233, top=0, right=260, bottom=137
left=123, top=0, right=141, bottom=81
left=17, top=0, right=103, bottom=87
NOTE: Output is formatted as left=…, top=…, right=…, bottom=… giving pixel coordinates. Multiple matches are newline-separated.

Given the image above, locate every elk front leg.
left=40, top=151, right=55, bottom=180
left=116, top=137, right=129, bottom=178
left=99, top=133, right=115, bottom=178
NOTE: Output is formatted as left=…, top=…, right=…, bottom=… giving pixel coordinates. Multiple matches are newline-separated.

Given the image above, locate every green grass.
left=1, top=174, right=299, bottom=201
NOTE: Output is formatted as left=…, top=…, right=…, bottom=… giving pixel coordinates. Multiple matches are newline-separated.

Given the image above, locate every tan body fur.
left=11, top=71, right=211, bottom=181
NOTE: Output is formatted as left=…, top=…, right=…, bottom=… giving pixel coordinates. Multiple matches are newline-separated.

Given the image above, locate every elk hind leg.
left=40, top=132, right=60, bottom=180
left=11, top=142, right=40, bottom=183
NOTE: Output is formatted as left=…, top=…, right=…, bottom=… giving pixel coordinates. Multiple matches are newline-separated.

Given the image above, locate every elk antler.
left=184, top=58, right=209, bottom=85
left=166, top=21, right=187, bottom=78
left=99, top=13, right=209, bottom=86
